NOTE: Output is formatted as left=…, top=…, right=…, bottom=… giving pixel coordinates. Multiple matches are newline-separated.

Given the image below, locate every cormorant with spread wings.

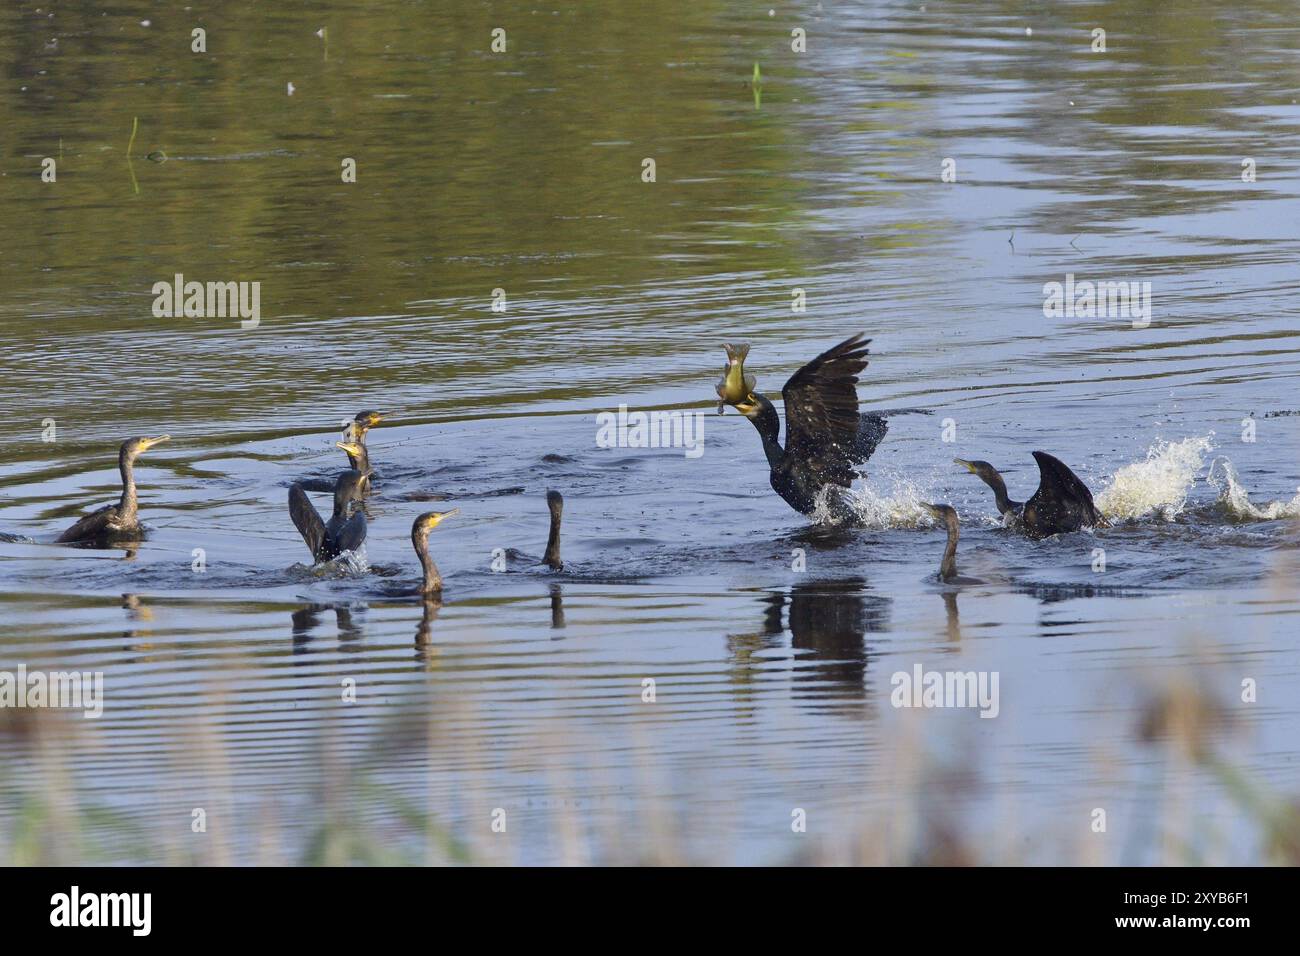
left=721, top=333, right=886, bottom=517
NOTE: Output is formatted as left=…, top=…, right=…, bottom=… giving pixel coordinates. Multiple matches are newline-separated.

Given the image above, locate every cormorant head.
left=121, top=435, right=170, bottom=460
left=919, top=501, right=959, bottom=532
left=412, top=509, right=459, bottom=540
left=342, top=411, right=385, bottom=444
left=336, top=439, right=369, bottom=469
left=732, top=392, right=765, bottom=419
left=954, top=458, right=1000, bottom=484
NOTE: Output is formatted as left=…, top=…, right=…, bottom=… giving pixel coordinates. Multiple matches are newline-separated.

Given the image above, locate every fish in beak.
left=715, top=343, right=756, bottom=414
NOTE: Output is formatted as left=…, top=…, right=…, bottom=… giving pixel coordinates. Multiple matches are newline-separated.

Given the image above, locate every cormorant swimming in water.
left=380, top=492, right=563, bottom=600
left=335, top=440, right=373, bottom=494
left=289, top=469, right=368, bottom=563
left=411, top=508, right=460, bottom=595
left=725, top=334, right=887, bottom=517
left=954, top=451, right=1105, bottom=539
left=342, top=411, right=384, bottom=472
left=918, top=502, right=982, bottom=585
left=56, top=435, right=170, bottom=544
left=542, top=490, right=563, bottom=570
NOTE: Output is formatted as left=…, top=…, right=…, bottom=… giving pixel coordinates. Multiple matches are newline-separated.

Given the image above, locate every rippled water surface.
left=2, top=1, right=1299, bottom=864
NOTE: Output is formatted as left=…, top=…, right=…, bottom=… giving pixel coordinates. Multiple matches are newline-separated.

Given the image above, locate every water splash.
left=1206, top=458, right=1300, bottom=521
left=1095, top=436, right=1213, bottom=521
left=290, top=546, right=371, bottom=579
left=817, top=474, right=937, bottom=529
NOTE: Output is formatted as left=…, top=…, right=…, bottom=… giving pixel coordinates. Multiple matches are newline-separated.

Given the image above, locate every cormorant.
left=918, top=503, right=982, bottom=584
left=543, top=490, right=563, bottom=570
left=411, top=491, right=561, bottom=596
left=954, top=451, right=1105, bottom=539
left=292, top=418, right=381, bottom=494
left=289, top=469, right=368, bottom=563
left=411, top=508, right=460, bottom=595
left=725, top=334, right=887, bottom=516
left=342, top=411, right=384, bottom=471
left=335, top=440, right=372, bottom=493
left=56, top=435, right=170, bottom=544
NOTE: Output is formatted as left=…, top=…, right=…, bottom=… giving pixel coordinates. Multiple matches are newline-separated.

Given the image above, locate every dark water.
left=2, top=1, right=1299, bottom=864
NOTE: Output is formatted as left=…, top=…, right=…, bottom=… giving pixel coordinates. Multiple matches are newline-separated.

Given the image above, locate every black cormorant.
left=410, top=508, right=459, bottom=595
left=918, top=502, right=982, bottom=584
left=342, top=411, right=384, bottom=471
left=954, top=451, right=1105, bottom=539
left=289, top=469, right=368, bottom=563
left=725, top=334, right=887, bottom=517
left=542, top=490, right=563, bottom=570
left=335, top=439, right=373, bottom=494
left=293, top=416, right=382, bottom=494
left=56, top=435, right=170, bottom=544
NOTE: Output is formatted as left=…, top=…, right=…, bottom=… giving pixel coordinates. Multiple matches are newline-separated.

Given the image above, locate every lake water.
left=2, top=0, right=1299, bottom=865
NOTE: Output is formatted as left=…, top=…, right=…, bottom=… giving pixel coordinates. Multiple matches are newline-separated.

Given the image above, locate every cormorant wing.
left=1031, top=451, right=1104, bottom=525
left=293, top=477, right=338, bottom=493
left=55, top=504, right=117, bottom=543
left=289, top=484, right=326, bottom=559
left=855, top=413, right=888, bottom=463
left=332, top=511, right=367, bottom=556
left=781, top=333, right=873, bottom=488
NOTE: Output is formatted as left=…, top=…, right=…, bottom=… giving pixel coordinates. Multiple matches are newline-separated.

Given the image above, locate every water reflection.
left=2, top=0, right=1299, bottom=865
left=787, top=579, right=888, bottom=708
left=290, top=602, right=366, bottom=649
left=728, top=579, right=888, bottom=709
left=548, top=584, right=566, bottom=632
left=414, top=598, right=442, bottom=667
left=941, top=591, right=962, bottom=646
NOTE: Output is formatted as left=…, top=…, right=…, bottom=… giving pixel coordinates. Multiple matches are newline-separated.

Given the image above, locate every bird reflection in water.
left=728, top=578, right=889, bottom=711
left=414, top=597, right=442, bottom=667
left=941, top=591, right=962, bottom=646
left=289, top=602, right=366, bottom=652
left=121, top=592, right=157, bottom=655
left=549, top=583, right=565, bottom=632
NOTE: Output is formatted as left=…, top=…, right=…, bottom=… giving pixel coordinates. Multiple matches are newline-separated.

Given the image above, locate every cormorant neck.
left=746, top=394, right=784, bottom=468
left=939, top=516, right=959, bottom=581
left=413, top=528, right=442, bottom=594
left=981, top=468, right=1015, bottom=515
left=118, top=448, right=138, bottom=519
left=332, top=489, right=350, bottom=520
left=348, top=444, right=369, bottom=475
left=543, top=496, right=562, bottom=570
